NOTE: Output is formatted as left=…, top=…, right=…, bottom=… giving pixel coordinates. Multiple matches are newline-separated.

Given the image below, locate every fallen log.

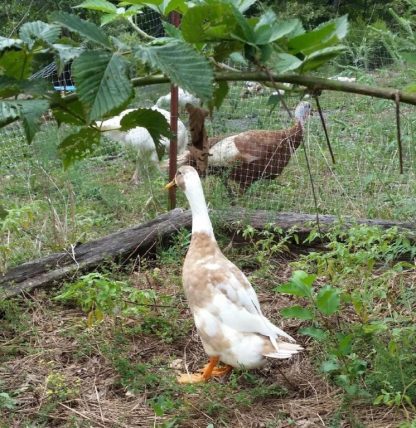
left=217, top=210, right=416, bottom=236
left=1, top=208, right=192, bottom=299
left=1, top=208, right=415, bottom=298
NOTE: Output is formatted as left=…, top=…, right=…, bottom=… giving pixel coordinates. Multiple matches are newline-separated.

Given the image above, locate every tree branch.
left=127, top=17, right=155, bottom=41
left=130, top=72, right=416, bottom=106
left=52, top=71, right=416, bottom=111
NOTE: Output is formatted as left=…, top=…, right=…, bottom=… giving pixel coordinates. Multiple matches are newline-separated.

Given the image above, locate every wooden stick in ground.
left=314, top=95, right=336, bottom=165
left=395, top=91, right=403, bottom=174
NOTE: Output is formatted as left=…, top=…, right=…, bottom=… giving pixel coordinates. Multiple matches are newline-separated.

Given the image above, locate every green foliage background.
left=0, top=0, right=82, bottom=37
left=269, top=0, right=409, bottom=28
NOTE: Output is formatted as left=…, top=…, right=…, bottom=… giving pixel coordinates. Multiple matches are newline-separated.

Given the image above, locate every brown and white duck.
left=175, top=101, right=312, bottom=191
left=166, top=166, right=303, bottom=383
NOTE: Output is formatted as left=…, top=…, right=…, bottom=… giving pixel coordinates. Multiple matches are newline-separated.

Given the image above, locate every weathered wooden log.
left=1, top=208, right=415, bottom=298
left=217, top=210, right=416, bottom=236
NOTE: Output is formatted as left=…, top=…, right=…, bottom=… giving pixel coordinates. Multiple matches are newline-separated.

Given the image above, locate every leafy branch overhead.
left=0, top=0, right=349, bottom=166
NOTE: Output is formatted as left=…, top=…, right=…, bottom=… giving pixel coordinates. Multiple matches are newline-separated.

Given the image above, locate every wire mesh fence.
left=3, top=70, right=415, bottom=225
left=192, top=76, right=416, bottom=222
left=2, top=17, right=415, bottom=228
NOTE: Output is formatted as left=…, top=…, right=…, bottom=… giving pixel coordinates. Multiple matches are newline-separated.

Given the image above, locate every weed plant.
left=272, top=224, right=416, bottom=414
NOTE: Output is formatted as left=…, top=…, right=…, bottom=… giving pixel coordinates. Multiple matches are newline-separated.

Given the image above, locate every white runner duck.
left=166, top=166, right=303, bottom=383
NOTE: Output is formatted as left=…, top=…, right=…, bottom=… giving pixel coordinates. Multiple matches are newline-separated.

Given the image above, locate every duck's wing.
left=198, top=259, right=295, bottom=343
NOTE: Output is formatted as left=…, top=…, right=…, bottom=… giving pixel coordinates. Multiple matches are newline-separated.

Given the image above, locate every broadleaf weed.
left=275, top=224, right=416, bottom=411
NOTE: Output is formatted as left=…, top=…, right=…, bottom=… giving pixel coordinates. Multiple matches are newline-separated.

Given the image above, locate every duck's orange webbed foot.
left=177, top=372, right=206, bottom=384
left=177, top=356, right=233, bottom=384
left=201, top=363, right=233, bottom=377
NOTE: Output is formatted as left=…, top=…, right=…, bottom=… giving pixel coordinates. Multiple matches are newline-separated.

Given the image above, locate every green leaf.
left=292, top=270, right=316, bottom=287
left=316, top=285, right=340, bottom=316
left=326, top=14, right=348, bottom=40
left=19, top=21, right=61, bottom=49
left=300, top=45, right=346, bottom=72
left=58, top=127, right=101, bottom=168
left=52, top=44, right=84, bottom=74
left=100, top=13, right=120, bottom=26
left=280, top=305, right=315, bottom=320
left=120, top=0, right=159, bottom=12
left=135, top=39, right=213, bottom=101
left=75, top=0, right=118, bottom=13
left=0, top=76, right=21, bottom=98
left=274, top=270, right=315, bottom=297
left=288, top=15, right=348, bottom=56
left=321, top=358, right=340, bottom=373
left=51, top=96, right=87, bottom=126
left=299, top=326, right=327, bottom=341
left=254, top=11, right=299, bottom=45
left=288, top=25, right=335, bottom=55
left=119, top=108, right=172, bottom=160
left=212, top=39, right=242, bottom=63
left=230, top=6, right=256, bottom=45
left=271, top=52, right=302, bottom=73
left=0, top=102, right=20, bottom=127
left=159, top=0, right=189, bottom=15
left=0, top=99, right=49, bottom=142
left=269, top=19, right=301, bottom=43
left=0, top=392, right=16, bottom=410
left=19, top=99, right=50, bottom=143
left=21, top=79, right=50, bottom=97
left=267, top=94, right=280, bottom=107
left=0, top=50, right=33, bottom=79
left=0, top=36, right=24, bottom=51
left=209, top=81, right=229, bottom=111
left=163, top=21, right=183, bottom=39
left=96, top=4, right=142, bottom=25
left=229, top=51, right=247, bottom=65
left=361, top=321, right=388, bottom=335
left=73, top=50, right=134, bottom=122
left=258, top=44, right=272, bottom=62
left=337, top=333, right=352, bottom=356
left=51, top=11, right=112, bottom=49
left=0, top=205, right=8, bottom=220
left=181, top=1, right=237, bottom=43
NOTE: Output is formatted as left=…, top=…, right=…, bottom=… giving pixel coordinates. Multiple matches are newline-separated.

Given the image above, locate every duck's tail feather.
left=273, top=325, right=296, bottom=343
left=264, top=340, right=303, bottom=359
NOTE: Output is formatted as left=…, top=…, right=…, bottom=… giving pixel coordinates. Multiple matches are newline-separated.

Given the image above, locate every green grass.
left=1, top=65, right=416, bottom=426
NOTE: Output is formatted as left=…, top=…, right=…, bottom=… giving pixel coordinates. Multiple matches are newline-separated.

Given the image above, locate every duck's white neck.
left=184, top=180, right=214, bottom=237
left=294, top=104, right=309, bottom=130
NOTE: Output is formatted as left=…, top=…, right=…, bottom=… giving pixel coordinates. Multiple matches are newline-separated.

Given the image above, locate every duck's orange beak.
left=165, top=178, right=176, bottom=189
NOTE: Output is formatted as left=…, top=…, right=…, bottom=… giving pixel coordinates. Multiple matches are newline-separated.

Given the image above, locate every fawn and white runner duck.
left=166, top=166, right=303, bottom=383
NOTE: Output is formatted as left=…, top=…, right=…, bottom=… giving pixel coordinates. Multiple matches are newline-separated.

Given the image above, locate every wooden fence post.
left=168, top=11, right=181, bottom=210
